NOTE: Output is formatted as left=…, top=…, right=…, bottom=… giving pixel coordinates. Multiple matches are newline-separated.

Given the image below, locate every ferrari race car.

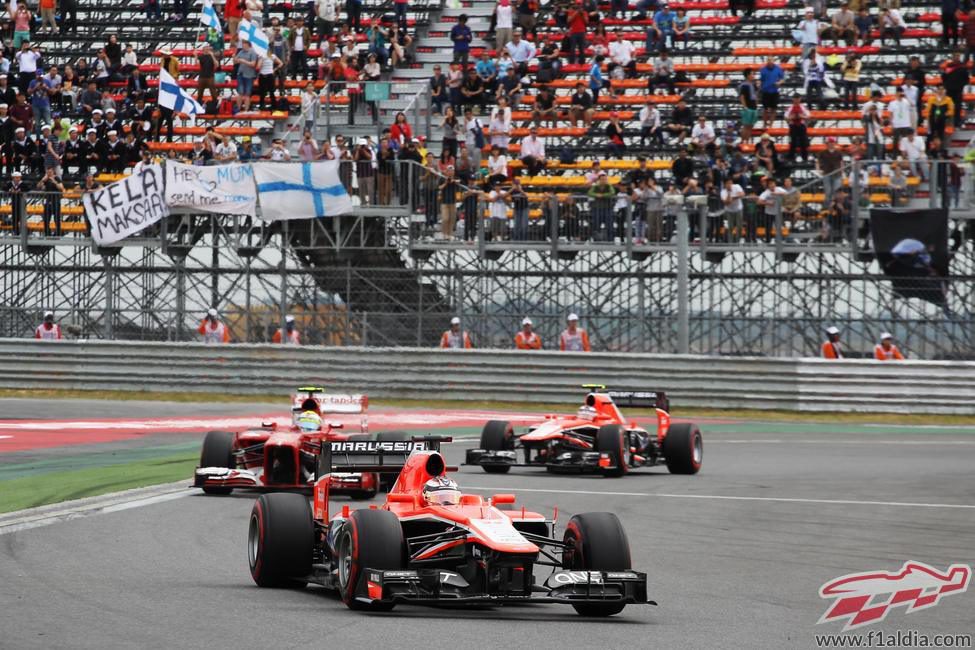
left=247, top=437, right=653, bottom=616
left=194, top=386, right=409, bottom=499
left=465, top=385, right=703, bottom=476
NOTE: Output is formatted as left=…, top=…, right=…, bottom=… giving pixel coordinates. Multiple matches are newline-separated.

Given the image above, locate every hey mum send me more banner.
left=82, top=164, right=170, bottom=245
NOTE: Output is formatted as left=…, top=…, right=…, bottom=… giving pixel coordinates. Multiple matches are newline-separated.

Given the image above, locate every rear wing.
left=316, top=436, right=451, bottom=477
left=293, top=390, right=368, bottom=416
left=606, top=390, right=670, bottom=412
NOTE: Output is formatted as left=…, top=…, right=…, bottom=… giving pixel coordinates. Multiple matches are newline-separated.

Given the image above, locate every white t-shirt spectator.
left=691, top=122, right=715, bottom=145
left=16, top=50, right=41, bottom=75
left=488, top=154, right=508, bottom=176
left=899, top=136, right=926, bottom=161
left=496, top=3, right=513, bottom=29
left=489, top=190, right=509, bottom=219
left=759, top=186, right=786, bottom=215
left=639, top=105, right=660, bottom=128
left=796, top=18, right=820, bottom=44
left=887, top=97, right=913, bottom=129
left=215, top=142, right=238, bottom=160
left=882, top=9, right=906, bottom=28
left=520, top=135, right=545, bottom=160
left=721, top=184, right=744, bottom=212
left=609, top=40, right=634, bottom=67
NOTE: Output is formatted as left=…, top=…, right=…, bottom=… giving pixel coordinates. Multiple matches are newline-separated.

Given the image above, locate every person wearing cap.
left=440, top=317, right=473, bottom=349
left=450, top=14, right=473, bottom=69
left=559, top=314, right=590, bottom=352
left=82, top=127, right=105, bottom=173
left=514, top=317, right=542, bottom=350
left=5, top=170, right=29, bottom=235
left=34, top=311, right=63, bottom=341
left=821, top=326, right=843, bottom=359
left=28, top=71, right=52, bottom=135
left=0, top=75, right=16, bottom=108
left=874, top=333, right=905, bottom=360
left=37, top=166, right=64, bottom=236
left=795, top=8, right=822, bottom=60
left=198, top=308, right=231, bottom=344
left=11, top=124, right=35, bottom=175
left=272, top=315, right=301, bottom=345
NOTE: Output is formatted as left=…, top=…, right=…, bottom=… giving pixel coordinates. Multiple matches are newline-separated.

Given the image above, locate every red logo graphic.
left=818, top=562, right=971, bottom=631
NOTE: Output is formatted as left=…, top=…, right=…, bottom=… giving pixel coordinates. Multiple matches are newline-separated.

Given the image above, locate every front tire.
left=336, top=509, right=405, bottom=611
left=596, top=424, right=629, bottom=478
left=248, top=493, right=313, bottom=588
left=563, top=512, right=632, bottom=617
left=479, top=420, right=513, bottom=474
left=199, top=430, right=236, bottom=495
left=663, top=423, right=703, bottom=475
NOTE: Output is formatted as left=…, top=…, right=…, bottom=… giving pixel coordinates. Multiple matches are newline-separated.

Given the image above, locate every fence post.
left=103, top=256, right=114, bottom=340
left=774, top=194, right=784, bottom=260
left=625, top=201, right=633, bottom=257
left=477, top=194, right=486, bottom=258
left=279, top=220, right=289, bottom=344
left=849, top=161, right=860, bottom=255
left=677, top=207, right=690, bottom=354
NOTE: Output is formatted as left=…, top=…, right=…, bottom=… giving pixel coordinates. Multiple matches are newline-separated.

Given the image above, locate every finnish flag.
left=237, top=19, right=270, bottom=56
left=252, top=161, right=354, bottom=220
left=200, top=0, right=221, bottom=33
left=158, top=67, right=205, bottom=115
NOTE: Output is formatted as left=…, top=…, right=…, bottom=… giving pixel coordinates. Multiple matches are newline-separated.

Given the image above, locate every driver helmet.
left=296, top=410, right=322, bottom=432
left=576, top=405, right=597, bottom=420
left=422, top=476, right=461, bottom=506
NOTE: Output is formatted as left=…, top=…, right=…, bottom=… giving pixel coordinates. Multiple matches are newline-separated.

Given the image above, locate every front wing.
left=354, top=567, right=652, bottom=608
left=194, top=467, right=375, bottom=493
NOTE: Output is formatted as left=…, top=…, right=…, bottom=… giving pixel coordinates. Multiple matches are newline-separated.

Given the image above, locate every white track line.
left=465, top=485, right=975, bottom=510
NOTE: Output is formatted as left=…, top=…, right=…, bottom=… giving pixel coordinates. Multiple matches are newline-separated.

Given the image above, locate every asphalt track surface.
left=1, top=400, right=974, bottom=649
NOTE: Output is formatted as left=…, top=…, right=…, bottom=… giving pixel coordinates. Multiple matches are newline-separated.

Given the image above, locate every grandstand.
left=0, top=0, right=973, bottom=357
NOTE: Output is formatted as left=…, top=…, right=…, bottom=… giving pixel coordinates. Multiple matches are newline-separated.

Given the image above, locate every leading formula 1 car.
left=465, top=385, right=703, bottom=476
left=247, top=437, right=653, bottom=616
left=194, top=386, right=405, bottom=499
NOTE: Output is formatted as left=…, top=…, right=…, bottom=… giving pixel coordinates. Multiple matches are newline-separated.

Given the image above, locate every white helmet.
left=422, top=476, right=461, bottom=506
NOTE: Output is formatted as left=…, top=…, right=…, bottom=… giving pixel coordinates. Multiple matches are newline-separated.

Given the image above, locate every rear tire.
left=375, top=431, right=411, bottom=491
left=479, top=420, right=513, bottom=474
left=563, top=512, right=632, bottom=617
left=663, top=423, right=703, bottom=475
left=199, top=430, right=236, bottom=495
left=336, top=509, right=405, bottom=611
left=248, top=493, right=313, bottom=588
left=596, top=425, right=629, bottom=478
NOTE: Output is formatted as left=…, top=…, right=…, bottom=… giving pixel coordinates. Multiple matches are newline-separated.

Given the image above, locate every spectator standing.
left=566, top=0, right=589, bottom=65
left=272, top=315, right=301, bottom=344
left=34, top=311, right=62, bottom=340
left=61, top=0, right=78, bottom=32
left=874, top=333, right=904, bottom=360
left=197, top=44, right=219, bottom=105
left=509, top=176, right=529, bottom=240
left=519, top=125, right=546, bottom=176
left=840, top=53, right=861, bottom=110
left=430, top=65, right=447, bottom=115
left=926, top=86, right=954, bottom=145
left=438, top=165, right=459, bottom=239
left=802, top=51, right=827, bottom=109
left=496, top=0, right=514, bottom=52
left=739, top=68, right=759, bottom=144
left=12, top=4, right=32, bottom=50
left=316, top=0, right=338, bottom=39
left=903, top=56, right=926, bottom=117
left=795, top=8, right=821, bottom=60
left=759, top=57, right=784, bottom=125
left=757, top=178, right=785, bottom=243
left=450, top=14, right=473, bottom=68
left=234, top=40, right=260, bottom=112
left=721, top=177, right=745, bottom=242
left=817, top=137, right=844, bottom=203
left=821, top=326, right=842, bottom=358
left=514, top=318, right=541, bottom=349
left=16, top=43, right=42, bottom=95
left=589, top=172, right=616, bottom=241
left=486, top=183, right=510, bottom=240
left=289, top=17, right=311, bottom=79
left=489, top=96, right=512, bottom=151
left=198, top=308, right=231, bottom=343
left=863, top=103, right=885, bottom=162
left=464, top=108, right=484, bottom=171
left=38, top=167, right=64, bottom=236
left=559, top=314, right=591, bottom=351
left=942, top=0, right=960, bottom=46
left=38, top=0, right=58, bottom=33
left=515, top=0, right=536, bottom=38
left=941, top=51, right=968, bottom=127
left=440, top=317, right=473, bottom=348
left=786, top=95, right=811, bottom=162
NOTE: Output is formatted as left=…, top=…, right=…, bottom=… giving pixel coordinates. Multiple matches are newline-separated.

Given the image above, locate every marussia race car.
left=247, top=437, right=653, bottom=616
left=194, top=387, right=411, bottom=499
left=465, top=385, right=703, bottom=476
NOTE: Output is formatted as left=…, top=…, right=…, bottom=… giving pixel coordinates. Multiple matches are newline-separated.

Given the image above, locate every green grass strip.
left=0, top=453, right=196, bottom=514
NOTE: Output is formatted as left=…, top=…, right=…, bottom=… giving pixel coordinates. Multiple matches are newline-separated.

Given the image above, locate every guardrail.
left=1, top=339, right=972, bottom=414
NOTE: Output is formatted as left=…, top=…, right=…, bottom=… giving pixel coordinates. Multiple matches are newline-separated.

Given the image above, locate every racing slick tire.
left=199, top=430, right=236, bottom=495
left=248, top=493, right=313, bottom=589
left=562, top=512, right=632, bottom=617
left=596, top=425, right=630, bottom=478
left=663, top=423, right=703, bottom=475
left=336, top=509, right=405, bottom=611
left=479, top=420, right=514, bottom=474
left=375, top=431, right=411, bottom=491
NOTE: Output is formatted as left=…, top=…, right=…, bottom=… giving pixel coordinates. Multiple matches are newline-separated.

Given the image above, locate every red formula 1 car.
left=247, top=438, right=653, bottom=615
left=194, top=387, right=395, bottom=499
left=465, top=386, right=703, bottom=476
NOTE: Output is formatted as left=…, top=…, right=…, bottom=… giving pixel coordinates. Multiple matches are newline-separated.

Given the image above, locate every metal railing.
left=1, top=339, right=973, bottom=414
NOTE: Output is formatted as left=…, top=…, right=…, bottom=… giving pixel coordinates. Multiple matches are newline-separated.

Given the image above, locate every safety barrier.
left=2, top=339, right=973, bottom=414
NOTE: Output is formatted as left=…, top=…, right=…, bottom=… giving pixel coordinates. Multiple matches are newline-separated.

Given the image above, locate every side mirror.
left=328, top=422, right=344, bottom=430
left=387, top=493, right=413, bottom=504
left=490, top=493, right=516, bottom=505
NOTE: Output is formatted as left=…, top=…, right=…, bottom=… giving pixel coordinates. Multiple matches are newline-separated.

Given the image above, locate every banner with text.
left=82, top=164, right=169, bottom=245
left=165, top=161, right=257, bottom=216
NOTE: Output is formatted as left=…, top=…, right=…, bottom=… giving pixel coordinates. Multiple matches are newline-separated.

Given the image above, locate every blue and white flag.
left=252, top=161, right=353, bottom=220
left=200, top=0, right=221, bottom=33
left=237, top=19, right=269, bottom=56
left=158, top=67, right=205, bottom=115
